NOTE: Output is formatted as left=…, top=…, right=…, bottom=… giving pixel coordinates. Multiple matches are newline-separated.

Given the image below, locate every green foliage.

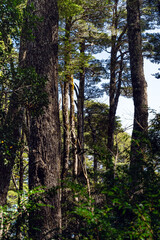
left=71, top=179, right=160, bottom=239
left=0, top=139, right=18, bottom=165
left=58, top=0, right=107, bottom=95
left=58, top=0, right=85, bottom=19
left=0, top=0, right=26, bottom=42
left=0, top=0, right=25, bottom=119
left=1, top=186, right=58, bottom=239
left=0, top=115, right=25, bottom=164
left=15, top=67, right=48, bottom=116
left=84, top=59, right=107, bottom=99
left=1, top=0, right=160, bottom=239
left=84, top=100, right=124, bottom=161
left=142, top=0, right=160, bottom=29
left=1, top=193, right=28, bottom=239
left=144, top=33, right=160, bottom=65
left=2, top=169, right=160, bottom=239
left=148, top=113, right=160, bottom=173
left=0, top=0, right=43, bottom=123
left=8, top=153, right=28, bottom=208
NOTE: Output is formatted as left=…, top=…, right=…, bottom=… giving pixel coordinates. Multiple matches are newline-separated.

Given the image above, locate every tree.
left=84, top=100, right=129, bottom=182
left=58, top=0, right=107, bottom=180
left=148, top=113, right=160, bottom=171
left=0, top=0, right=25, bottom=236
left=58, top=0, right=84, bottom=180
left=127, top=0, right=148, bottom=190
left=106, top=0, right=128, bottom=181
left=19, top=0, right=61, bottom=239
left=1, top=0, right=160, bottom=238
left=84, top=101, right=109, bottom=182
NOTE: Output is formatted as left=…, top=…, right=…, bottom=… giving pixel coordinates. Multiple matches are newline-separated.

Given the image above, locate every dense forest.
left=0, top=0, right=160, bottom=239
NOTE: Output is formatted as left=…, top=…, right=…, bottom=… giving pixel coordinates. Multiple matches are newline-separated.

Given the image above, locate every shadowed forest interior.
left=0, top=0, right=160, bottom=239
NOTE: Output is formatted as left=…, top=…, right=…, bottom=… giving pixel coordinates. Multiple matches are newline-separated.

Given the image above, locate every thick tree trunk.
left=127, top=0, right=148, bottom=189
left=19, top=0, right=61, bottom=239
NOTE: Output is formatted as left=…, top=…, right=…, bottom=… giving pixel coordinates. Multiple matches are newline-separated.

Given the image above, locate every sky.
left=117, top=59, right=160, bottom=134
left=95, top=54, right=160, bottom=135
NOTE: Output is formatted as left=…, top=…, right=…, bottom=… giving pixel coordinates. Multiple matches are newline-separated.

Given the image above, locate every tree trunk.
left=0, top=91, right=23, bottom=238
left=107, top=0, right=127, bottom=181
left=16, top=132, right=24, bottom=240
left=61, top=79, right=70, bottom=179
left=107, top=0, right=119, bottom=181
left=127, top=0, right=148, bottom=189
left=77, top=41, right=85, bottom=179
left=19, top=0, right=61, bottom=239
left=0, top=33, right=24, bottom=238
left=69, top=76, right=78, bottom=178
left=61, top=18, right=72, bottom=180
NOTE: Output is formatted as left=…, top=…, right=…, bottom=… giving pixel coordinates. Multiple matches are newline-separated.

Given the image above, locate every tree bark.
left=107, top=0, right=123, bottom=180
left=16, top=132, right=24, bottom=240
left=107, top=31, right=117, bottom=180
left=127, top=0, right=148, bottom=189
left=77, top=41, right=85, bottom=179
left=69, top=76, right=78, bottom=178
left=61, top=79, right=70, bottom=179
left=19, top=0, right=61, bottom=239
left=61, top=18, right=72, bottom=180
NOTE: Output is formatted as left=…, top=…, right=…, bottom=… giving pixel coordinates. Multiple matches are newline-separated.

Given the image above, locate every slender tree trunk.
left=107, top=0, right=126, bottom=181
left=127, top=0, right=148, bottom=189
left=61, top=18, right=72, bottom=180
left=0, top=212, right=3, bottom=237
left=16, top=132, right=24, bottom=240
left=69, top=76, right=78, bottom=178
left=107, top=0, right=118, bottom=180
left=94, top=150, right=98, bottom=183
left=0, top=89, right=23, bottom=238
left=19, top=0, right=61, bottom=239
left=89, top=119, right=97, bottom=182
left=0, top=34, right=23, bottom=238
left=0, top=163, right=13, bottom=237
left=62, top=79, right=70, bottom=179
left=77, top=41, right=85, bottom=178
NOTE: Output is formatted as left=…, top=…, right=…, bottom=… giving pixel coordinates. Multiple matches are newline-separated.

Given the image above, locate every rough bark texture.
left=19, top=0, right=61, bottom=239
left=127, top=0, right=148, bottom=188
